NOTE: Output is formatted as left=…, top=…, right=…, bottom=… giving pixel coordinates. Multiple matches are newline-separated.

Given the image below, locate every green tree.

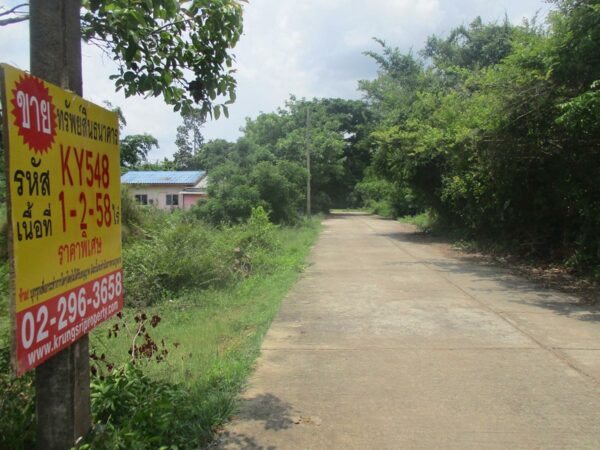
left=193, top=162, right=265, bottom=224
left=2, top=1, right=245, bottom=116
left=173, top=107, right=205, bottom=169
left=193, top=95, right=375, bottom=223
left=196, top=139, right=235, bottom=170
left=81, top=0, right=244, bottom=116
left=358, top=3, right=600, bottom=267
left=243, top=97, right=374, bottom=209
left=120, top=134, right=159, bottom=169
left=423, top=16, right=516, bottom=70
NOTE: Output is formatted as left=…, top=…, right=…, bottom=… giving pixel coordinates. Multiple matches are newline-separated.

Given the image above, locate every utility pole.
left=305, top=106, right=311, bottom=218
left=29, top=1, right=92, bottom=449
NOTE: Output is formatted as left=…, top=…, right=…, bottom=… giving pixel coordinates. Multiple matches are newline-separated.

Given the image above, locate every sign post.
left=0, top=2, right=122, bottom=447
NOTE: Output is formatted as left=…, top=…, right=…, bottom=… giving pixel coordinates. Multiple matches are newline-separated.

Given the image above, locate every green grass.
left=89, top=220, right=321, bottom=444
left=398, top=211, right=434, bottom=230
left=0, top=210, right=322, bottom=449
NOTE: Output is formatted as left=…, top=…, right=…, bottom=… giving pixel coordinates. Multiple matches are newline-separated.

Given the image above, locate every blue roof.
left=121, top=171, right=205, bottom=185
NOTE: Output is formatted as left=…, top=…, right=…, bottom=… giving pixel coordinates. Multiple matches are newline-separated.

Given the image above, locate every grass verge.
left=85, top=219, right=322, bottom=448
left=0, top=216, right=321, bottom=449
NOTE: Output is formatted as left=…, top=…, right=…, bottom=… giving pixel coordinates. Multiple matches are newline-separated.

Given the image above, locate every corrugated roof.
left=121, top=171, right=205, bottom=185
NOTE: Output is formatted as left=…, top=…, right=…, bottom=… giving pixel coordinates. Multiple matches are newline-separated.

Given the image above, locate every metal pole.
left=306, top=106, right=311, bottom=218
left=30, top=1, right=91, bottom=449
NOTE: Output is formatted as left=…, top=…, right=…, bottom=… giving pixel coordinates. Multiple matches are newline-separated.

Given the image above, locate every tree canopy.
left=1, top=1, right=245, bottom=116
left=120, top=133, right=159, bottom=169
left=173, top=107, right=205, bottom=169
left=189, top=97, right=373, bottom=224
left=82, top=0, right=245, bottom=116
left=357, top=1, right=600, bottom=267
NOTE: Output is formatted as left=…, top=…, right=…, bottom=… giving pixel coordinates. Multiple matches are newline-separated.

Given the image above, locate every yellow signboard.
left=1, top=64, right=123, bottom=375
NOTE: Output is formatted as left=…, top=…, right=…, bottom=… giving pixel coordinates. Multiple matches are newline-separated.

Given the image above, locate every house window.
left=134, top=194, right=148, bottom=205
left=166, top=194, right=179, bottom=206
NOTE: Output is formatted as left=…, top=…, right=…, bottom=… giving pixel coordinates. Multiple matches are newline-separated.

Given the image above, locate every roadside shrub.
left=122, top=207, right=278, bottom=307
left=230, top=206, right=278, bottom=275
left=251, top=161, right=304, bottom=224
left=355, top=173, right=419, bottom=218
left=191, top=163, right=266, bottom=225
left=120, top=186, right=144, bottom=244
left=369, top=199, right=396, bottom=218
left=191, top=160, right=306, bottom=225
left=194, top=183, right=265, bottom=225
left=0, top=346, right=36, bottom=450
left=82, top=310, right=216, bottom=449
left=399, top=211, right=437, bottom=232
left=82, top=363, right=208, bottom=450
left=123, top=216, right=231, bottom=306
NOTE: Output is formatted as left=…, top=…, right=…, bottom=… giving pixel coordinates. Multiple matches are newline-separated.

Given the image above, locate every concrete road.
left=216, top=213, right=600, bottom=449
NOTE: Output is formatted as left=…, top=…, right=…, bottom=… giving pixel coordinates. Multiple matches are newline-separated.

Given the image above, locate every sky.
left=0, top=0, right=551, bottom=161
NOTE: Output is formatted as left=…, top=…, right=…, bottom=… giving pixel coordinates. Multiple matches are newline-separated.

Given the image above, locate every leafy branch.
left=1, top=1, right=246, bottom=117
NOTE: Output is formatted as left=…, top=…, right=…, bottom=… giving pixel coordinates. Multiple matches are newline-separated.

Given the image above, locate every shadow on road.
left=375, top=227, right=600, bottom=323
left=214, top=393, right=294, bottom=449
left=239, top=392, right=295, bottom=431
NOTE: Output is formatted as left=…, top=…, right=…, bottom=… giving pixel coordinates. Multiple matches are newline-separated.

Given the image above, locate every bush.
left=0, top=347, right=36, bottom=450
left=192, top=160, right=306, bottom=225
left=79, top=363, right=209, bottom=450
left=120, top=186, right=144, bottom=244
left=355, top=173, right=419, bottom=218
left=231, top=206, right=278, bottom=275
left=369, top=199, right=396, bottom=218
left=251, top=161, right=304, bottom=223
left=123, top=214, right=230, bottom=307
left=194, top=184, right=265, bottom=225
left=123, top=207, right=277, bottom=307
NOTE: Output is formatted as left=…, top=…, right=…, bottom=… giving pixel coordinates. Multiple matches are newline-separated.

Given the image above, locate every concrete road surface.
left=216, top=213, right=600, bottom=449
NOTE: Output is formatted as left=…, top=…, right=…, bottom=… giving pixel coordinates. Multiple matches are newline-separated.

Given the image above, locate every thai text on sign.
left=0, top=64, right=123, bottom=376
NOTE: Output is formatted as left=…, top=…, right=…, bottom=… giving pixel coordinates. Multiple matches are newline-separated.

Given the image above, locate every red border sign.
left=1, top=64, right=123, bottom=376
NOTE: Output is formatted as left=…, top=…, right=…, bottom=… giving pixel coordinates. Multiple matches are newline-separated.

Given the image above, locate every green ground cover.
left=0, top=206, right=321, bottom=449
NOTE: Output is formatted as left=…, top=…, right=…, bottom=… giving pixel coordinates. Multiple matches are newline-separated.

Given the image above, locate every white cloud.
left=0, top=0, right=550, bottom=160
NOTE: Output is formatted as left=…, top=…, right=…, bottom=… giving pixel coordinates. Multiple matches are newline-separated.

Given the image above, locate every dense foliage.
left=141, top=0, right=599, bottom=271
left=81, top=0, right=245, bottom=116
left=358, top=0, right=600, bottom=270
left=191, top=97, right=373, bottom=223
left=123, top=205, right=277, bottom=306
left=120, top=133, right=159, bottom=169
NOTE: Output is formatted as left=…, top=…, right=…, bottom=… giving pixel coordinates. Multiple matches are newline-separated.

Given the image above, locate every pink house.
left=121, top=171, right=208, bottom=210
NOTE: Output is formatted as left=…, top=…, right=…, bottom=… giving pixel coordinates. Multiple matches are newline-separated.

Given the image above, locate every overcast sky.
left=1, top=0, right=551, bottom=160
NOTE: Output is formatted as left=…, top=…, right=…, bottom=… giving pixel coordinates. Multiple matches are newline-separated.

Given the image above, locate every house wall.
left=182, top=193, right=207, bottom=209
left=127, top=185, right=184, bottom=210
